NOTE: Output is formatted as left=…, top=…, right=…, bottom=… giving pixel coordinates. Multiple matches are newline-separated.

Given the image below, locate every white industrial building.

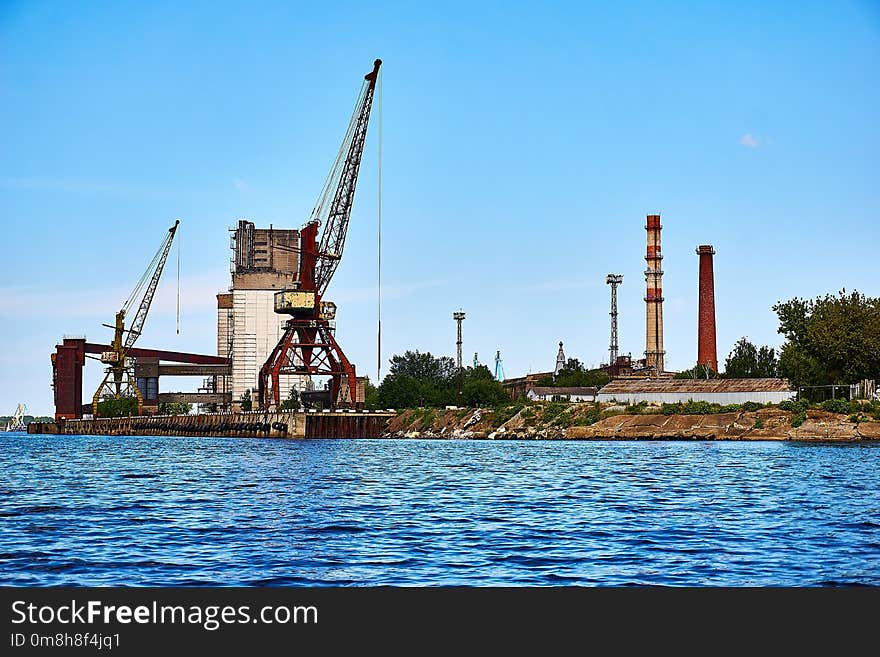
left=596, top=378, right=794, bottom=405
left=527, top=387, right=598, bottom=402
left=216, top=220, right=306, bottom=407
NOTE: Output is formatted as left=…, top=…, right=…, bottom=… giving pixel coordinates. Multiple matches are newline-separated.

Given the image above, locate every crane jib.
left=314, top=60, right=381, bottom=297
left=259, top=59, right=381, bottom=411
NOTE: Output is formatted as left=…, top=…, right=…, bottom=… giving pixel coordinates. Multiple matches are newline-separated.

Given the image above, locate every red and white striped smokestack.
left=644, top=214, right=665, bottom=373
left=696, top=245, right=717, bottom=372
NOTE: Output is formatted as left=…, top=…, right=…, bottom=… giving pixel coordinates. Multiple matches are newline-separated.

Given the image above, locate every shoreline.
left=20, top=406, right=880, bottom=442
left=383, top=406, right=880, bottom=442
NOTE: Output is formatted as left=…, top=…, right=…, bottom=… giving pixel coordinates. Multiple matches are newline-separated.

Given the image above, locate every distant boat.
left=4, top=403, right=27, bottom=432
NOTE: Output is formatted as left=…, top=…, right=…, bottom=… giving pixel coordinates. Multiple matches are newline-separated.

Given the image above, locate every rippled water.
left=1, top=433, right=879, bottom=586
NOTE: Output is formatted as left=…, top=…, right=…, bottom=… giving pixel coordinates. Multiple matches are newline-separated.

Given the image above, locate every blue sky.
left=2, top=1, right=878, bottom=414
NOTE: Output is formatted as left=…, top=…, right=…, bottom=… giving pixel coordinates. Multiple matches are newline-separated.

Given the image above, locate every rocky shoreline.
left=383, top=406, right=880, bottom=441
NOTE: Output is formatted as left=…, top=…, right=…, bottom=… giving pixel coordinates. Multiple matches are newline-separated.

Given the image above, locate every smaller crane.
left=5, top=403, right=27, bottom=432
left=93, top=220, right=179, bottom=417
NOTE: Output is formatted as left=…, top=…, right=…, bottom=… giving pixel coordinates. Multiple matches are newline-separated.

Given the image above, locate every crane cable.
left=377, top=65, right=382, bottom=384
left=122, top=233, right=169, bottom=315
left=176, top=225, right=181, bottom=335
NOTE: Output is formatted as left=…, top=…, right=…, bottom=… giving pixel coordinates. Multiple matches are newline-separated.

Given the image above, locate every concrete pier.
left=28, top=410, right=393, bottom=439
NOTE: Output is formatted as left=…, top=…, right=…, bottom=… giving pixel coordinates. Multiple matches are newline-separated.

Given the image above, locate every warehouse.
left=596, top=378, right=794, bottom=405
left=527, top=387, right=598, bottom=402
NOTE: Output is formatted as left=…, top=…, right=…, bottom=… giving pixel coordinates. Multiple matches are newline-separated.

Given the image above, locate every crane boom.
left=124, top=220, right=179, bottom=352
left=259, top=59, right=381, bottom=410
left=314, top=59, right=381, bottom=297
left=93, top=219, right=180, bottom=417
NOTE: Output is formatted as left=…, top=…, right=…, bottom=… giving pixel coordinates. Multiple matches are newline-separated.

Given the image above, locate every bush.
left=753, top=418, right=764, bottom=429
left=821, top=399, right=855, bottom=415
left=542, top=402, right=568, bottom=424
left=742, top=401, right=764, bottom=412
left=719, top=404, right=743, bottom=413
left=416, top=408, right=436, bottom=428
left=97, top=397, right=138, bottom=418
left=848, top=414, right=862, bottom=424
left=625, top=401, right=649, bottom=414
left=574, top=405, right=602, bottom=426
left=791, top=413, right=806, bottom=428
left=681, top=400, right=715, bottom=415
left=779, top=399, right=809, bottom=414
left=158, top=401, right=192, bottom=415
left=553, top=411, right=572, bottom=427
left=491, top=403, right=526, bottom=428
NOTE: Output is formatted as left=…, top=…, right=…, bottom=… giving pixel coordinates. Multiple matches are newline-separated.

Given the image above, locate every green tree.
left=544, top=358, right=610, bottom=388
left=388, top=350, right=457, bottom=386
left=461, top=365, right=509, bottom=406
left=377, top=353, right=507, bottom=408
left=158, top=402, right=192, bottom=415
left=774, top=290, right=880, bottom=387
left=97, top=397, right=138, bottom=417
left=279, top=387, right=300, bottom=411
left=378, top=351, right=458, bottom=409
left=723, top=337, right=778, bottom=378
left=377, top=374, right=425, bottom=408
left=239, top=390, right=252, bottom=412
left=674, top=364, right=717, bottom=379
left=363, top=378, right=380, bottom=410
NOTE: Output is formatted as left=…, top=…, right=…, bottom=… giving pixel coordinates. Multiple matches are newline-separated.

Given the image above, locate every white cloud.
left=739, top=133, right=760, bottom=148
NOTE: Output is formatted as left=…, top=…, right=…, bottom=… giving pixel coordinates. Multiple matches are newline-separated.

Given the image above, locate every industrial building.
left=502, top=372, right=554, bottom=399
left=527, top=387, right=598, bottom=402
left=217, top=220, right=306, bottom=408
left=596, top=378, right=794, bottom=405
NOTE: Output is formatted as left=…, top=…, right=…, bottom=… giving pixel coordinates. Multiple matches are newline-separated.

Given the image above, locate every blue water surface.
left=1, top=434, right=878, bottom=586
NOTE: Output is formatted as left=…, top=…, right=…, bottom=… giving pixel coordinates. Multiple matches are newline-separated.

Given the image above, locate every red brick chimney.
left=696, top=245, right=717, bottom=372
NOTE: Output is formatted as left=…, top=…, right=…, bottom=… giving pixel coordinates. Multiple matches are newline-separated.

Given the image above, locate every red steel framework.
left=52, top=338, right=228, bottom=421
left=258, top=59, right=381, bottom=410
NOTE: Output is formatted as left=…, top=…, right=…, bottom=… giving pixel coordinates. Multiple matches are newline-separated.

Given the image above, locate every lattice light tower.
left=453, top=311, right=466, bottom=370
left=453, top=311, right=466, bottom=396
left=606, top=274, right=623, bottom=373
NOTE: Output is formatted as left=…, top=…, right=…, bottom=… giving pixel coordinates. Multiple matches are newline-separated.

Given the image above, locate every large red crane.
left=258, top=59, right=381, bottom=410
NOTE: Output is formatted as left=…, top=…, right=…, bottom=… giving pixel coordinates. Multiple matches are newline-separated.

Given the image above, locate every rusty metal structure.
left=52, top=338, right=228, bottom=422
left=606, top=274, right=623, bottom=375
left=259, top=59, right=382, bottom=410
left=644, top=214, right=665, bottom=374
left=696, top=245, right=718, bottom=373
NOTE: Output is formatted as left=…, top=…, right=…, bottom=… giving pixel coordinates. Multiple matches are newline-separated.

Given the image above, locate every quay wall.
left=28, top=410, right=393, bottom=439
